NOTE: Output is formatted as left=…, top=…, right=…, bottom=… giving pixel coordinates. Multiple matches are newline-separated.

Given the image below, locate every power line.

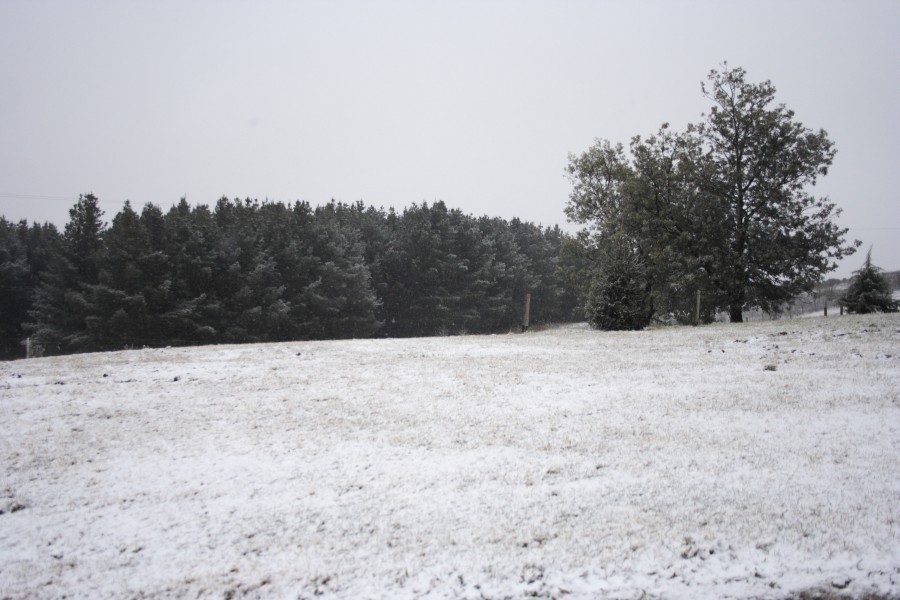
left=0, top=193, right=80, bottom=201
left=845, top=227, right=900, bottom=231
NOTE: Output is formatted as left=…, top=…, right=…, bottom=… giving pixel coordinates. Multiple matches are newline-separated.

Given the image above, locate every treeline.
left=0, top=194, right=580, bottom=359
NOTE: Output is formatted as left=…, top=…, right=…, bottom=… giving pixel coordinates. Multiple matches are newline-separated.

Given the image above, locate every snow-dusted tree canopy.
left=841, top=248, right=899, bottom=314
left=2, top=195, right=579, bottom=357
left=567, top=65, right=859, bottom=326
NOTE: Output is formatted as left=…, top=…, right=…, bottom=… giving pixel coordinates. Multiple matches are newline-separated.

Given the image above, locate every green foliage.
left=0, top=219, right=33, bottom=358
left=6, top=194, right=577, bottom=357
left=584, top=235, right=651, bottom=331
left=27, top=194, right=106, bottom=354
left=63, top=193, right=106, bottom=283
left=566, top=65, right=859, bottom=324
left=840, top=249, right=898, bottom=314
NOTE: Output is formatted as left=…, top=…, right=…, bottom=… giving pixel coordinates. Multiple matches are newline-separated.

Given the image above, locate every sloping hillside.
left=1, top=315, right=898, bottom=599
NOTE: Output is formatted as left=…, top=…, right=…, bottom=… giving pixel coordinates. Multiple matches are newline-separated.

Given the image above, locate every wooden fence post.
left=694, top=290, right=701, bottom=326
left=522, top=293, right=531, bottom=332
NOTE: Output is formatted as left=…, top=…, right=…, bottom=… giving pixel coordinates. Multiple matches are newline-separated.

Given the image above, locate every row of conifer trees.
left=0, top=195, right=581, bottom=358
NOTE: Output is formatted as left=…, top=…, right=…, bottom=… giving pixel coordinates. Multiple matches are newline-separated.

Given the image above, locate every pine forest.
left=0, top=195, right=581, bottom=359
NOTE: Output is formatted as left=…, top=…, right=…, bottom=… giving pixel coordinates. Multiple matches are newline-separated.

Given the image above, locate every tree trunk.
left=729, top=304, right=743, bottom=323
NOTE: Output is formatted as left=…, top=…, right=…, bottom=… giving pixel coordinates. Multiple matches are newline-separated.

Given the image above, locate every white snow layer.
left=1, top=314, right=899, bottom=599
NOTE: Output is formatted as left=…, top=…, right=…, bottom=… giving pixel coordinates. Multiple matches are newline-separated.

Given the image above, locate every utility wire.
left=845, top=227, right=900, bottom=230
left=0, top=193, right=80, bottom=201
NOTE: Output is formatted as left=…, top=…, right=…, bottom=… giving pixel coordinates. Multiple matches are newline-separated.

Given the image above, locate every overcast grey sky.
left=1, top=0, right=897, bottom=278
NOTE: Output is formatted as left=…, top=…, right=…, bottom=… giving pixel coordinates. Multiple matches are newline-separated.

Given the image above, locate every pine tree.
left=542, top=226, right=581, bottom=323
left=385, top=202, right=462, bottom=336
left=840, top=249, right=898, bottom=313
left=585, top=234, right=651, bottom=331
left=163, top=198, right=219, bottom=344
left=332, top=201, right=394, bottom=331
left=509, top=220, right=578, bottom=326
left=81, top=201, right=144, bottom=349
left=265, top=201, right=319, bottom=340
left=208, top=198, right=279, bottom=342
left=293, top=203, right=380, bottom=340
left=0, top=221, right=61, bottom=358
left=81, top=201, right=190, bottom=350
left=27, top=194, right=106, bottom=354
left=0, top=218, right=32, bottom=358
left=65, top=194, right=106, bottom=283
left=469, top=216, right=524, bottom=332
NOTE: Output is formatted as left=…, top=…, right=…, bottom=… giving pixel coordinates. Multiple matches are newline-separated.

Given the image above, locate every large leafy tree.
left=567, top=65, right=858, bottom=324
left=697, top=65, right=858, bottom=321
left=566, top=129, right=717, bottom=325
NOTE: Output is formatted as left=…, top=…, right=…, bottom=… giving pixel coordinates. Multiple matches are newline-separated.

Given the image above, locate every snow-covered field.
left=1, top=314, right=898, bottom=599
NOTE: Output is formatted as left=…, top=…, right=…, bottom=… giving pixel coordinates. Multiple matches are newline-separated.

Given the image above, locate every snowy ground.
left=1, top=314, right=898, bottom=599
